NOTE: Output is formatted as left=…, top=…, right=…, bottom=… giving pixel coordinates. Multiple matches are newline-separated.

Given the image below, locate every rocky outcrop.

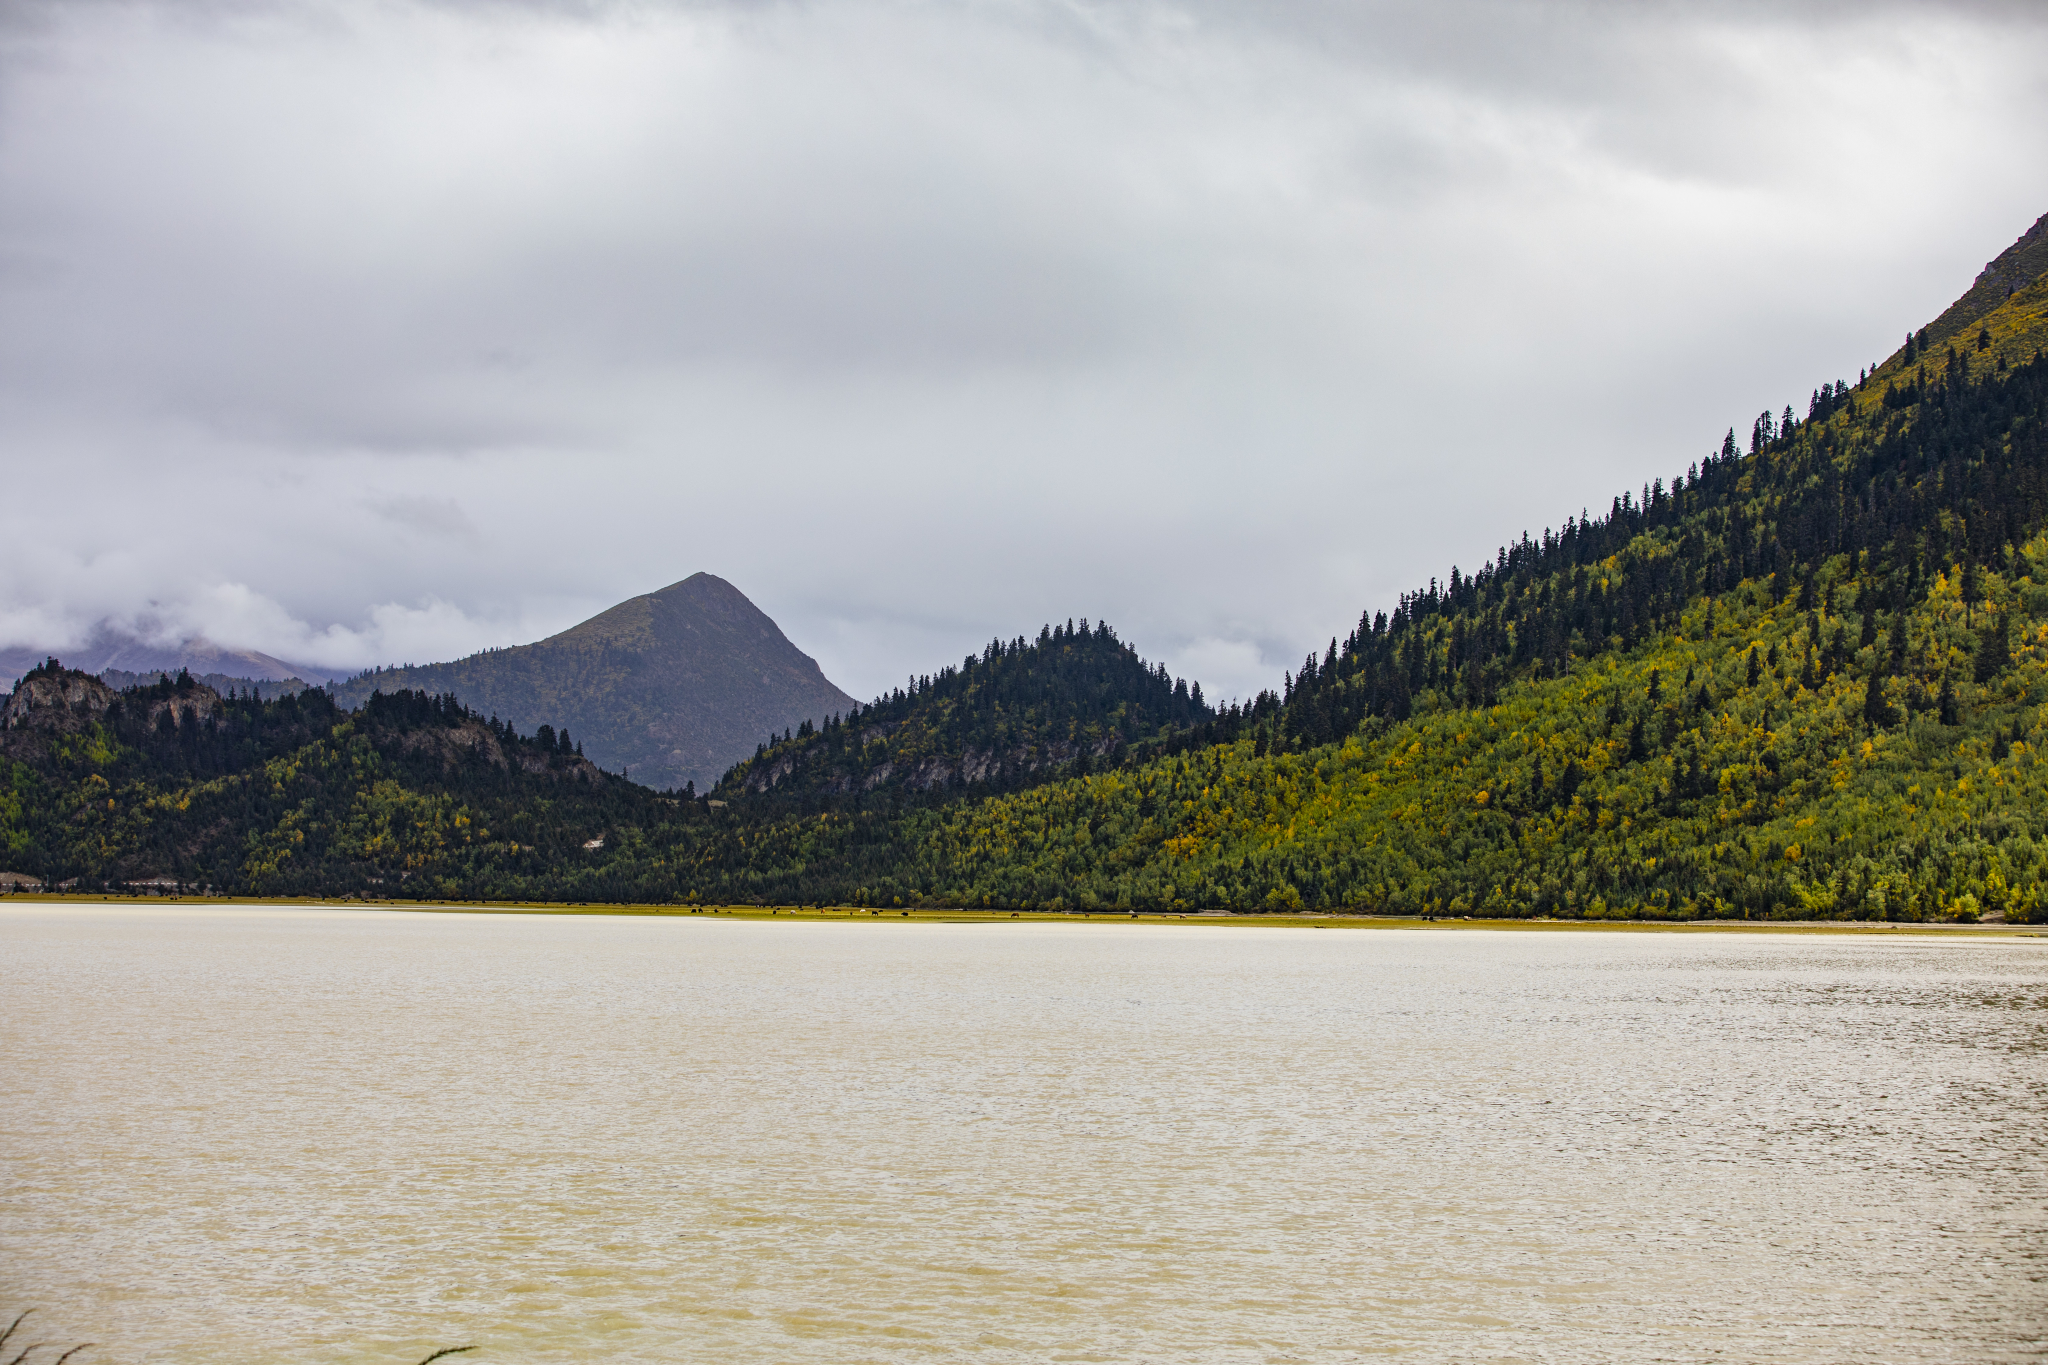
left=3, top=662, right=244, bottom=759
left=1, top=662, right=233, bottom=761
left=1, top=663, right=120, bottom=733
left=376, top=717, right=607, bottom=785
left=143, top=684, right=223, bottom=729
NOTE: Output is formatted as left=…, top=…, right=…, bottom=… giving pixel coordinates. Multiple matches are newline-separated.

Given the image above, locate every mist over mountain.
left=324, top=573, right=855, bottom=792
left=0, top=630, right=311, bottom=687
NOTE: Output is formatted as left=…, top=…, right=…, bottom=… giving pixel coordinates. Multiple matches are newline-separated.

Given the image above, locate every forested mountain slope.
left=552, top=214, right=2048, bottom=919
left=6, top=215, right=2048, bottom=919
left=326, top=573, right=854, bottom=792
left=716, top=619, right=1213, bottom=805
left=0, top=664, right=656, bottom=895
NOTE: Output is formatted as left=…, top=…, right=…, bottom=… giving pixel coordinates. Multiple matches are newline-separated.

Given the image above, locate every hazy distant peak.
left=0, top=628, right=311, bottom=687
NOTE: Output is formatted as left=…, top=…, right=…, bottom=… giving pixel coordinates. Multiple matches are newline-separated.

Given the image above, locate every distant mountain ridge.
left=325, top=573, right=855, bottom=791
left=0, top=630, right=312, bottom=686
left=98, top=669, right=309, bottom=701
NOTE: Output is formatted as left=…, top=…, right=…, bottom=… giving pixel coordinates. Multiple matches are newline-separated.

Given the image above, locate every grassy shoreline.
left=4, top=895, right=2043, bottom=936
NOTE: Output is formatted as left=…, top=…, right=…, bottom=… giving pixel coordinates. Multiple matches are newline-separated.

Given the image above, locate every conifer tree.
left=1862, top=671, right=1894, bottom=729
left=1976, top=613, right=2011, bottom=684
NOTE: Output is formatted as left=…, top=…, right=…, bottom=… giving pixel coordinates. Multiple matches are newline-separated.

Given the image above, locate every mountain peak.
left=329, top=574, right=854, bottom=790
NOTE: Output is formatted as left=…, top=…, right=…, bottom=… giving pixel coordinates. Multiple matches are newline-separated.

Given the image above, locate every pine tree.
left=1975, top=613, right=2012, bottom=684
left=1938, top=671, right=1960, bottom=726
left=1861, top=672, right=1894, bottom=729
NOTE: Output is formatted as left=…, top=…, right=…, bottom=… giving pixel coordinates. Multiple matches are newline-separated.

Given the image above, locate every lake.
left=4, top=907, right=2045, bottom=1363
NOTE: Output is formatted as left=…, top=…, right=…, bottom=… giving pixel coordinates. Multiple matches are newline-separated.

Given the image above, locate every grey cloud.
left=365, top=495, right=478, bottom=539
left=1, top=0, right=2045, bottom=704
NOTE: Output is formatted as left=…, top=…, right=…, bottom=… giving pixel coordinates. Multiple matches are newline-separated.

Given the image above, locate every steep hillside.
left=327, top=574, right=855, bottom=792
left=716, top=619, right=1213, bottom=805
left=1923, top=211, right=2048, bottom=349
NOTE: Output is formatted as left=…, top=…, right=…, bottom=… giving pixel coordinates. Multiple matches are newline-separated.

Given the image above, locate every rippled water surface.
left=4, top=908, right=2047, bottom=1364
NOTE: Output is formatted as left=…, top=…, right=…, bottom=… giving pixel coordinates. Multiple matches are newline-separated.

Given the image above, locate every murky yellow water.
left=4, top=908, right=2046, bottom=1363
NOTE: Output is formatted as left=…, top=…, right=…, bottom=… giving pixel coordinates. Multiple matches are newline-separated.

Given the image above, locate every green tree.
left=1976, top=613, right=2011, bottom=683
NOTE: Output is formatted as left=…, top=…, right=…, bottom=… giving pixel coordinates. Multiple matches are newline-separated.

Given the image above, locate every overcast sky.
left=2, top=0, right=2045, bottom=702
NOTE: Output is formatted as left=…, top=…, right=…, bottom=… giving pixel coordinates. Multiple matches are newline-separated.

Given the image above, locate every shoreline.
left=3, top=895, right=2043, bottom=936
